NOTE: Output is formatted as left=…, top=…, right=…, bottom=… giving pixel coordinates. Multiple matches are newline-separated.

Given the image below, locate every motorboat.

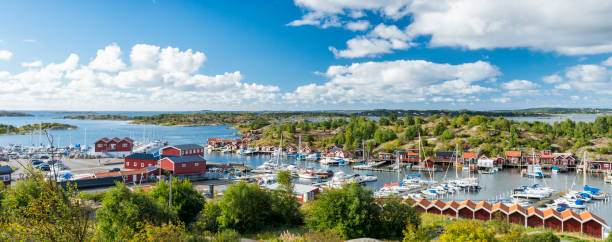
left=359, top=174, right=377, bottom=182
left=320, top=156, right=341, bottom=165
left=584, top=185, right=608, bottom=200
left=421, top=189, right=438, bottom=198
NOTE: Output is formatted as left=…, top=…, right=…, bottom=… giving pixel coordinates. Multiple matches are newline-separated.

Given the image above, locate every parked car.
left=108, top=168, right=120, bottom=172
left=38, top=164, right=51, bottom=171
left=31, top=159, right=44, bottom=166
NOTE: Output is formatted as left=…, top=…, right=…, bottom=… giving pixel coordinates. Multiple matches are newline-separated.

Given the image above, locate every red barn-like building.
left=124, top=153, right=158, bottom=169
left=0, top=165, right=12, bottom=185
left=160, top=144, right=204, bottom=157
left=160, top=155, right=206, bottom=175
left=95, top=137, right=134, bottom=152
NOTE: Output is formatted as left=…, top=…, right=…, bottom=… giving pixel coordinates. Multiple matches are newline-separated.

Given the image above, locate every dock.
left=533, top=190, right=568, bottom=207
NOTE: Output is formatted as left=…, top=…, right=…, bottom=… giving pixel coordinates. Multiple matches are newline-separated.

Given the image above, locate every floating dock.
left=533, top=190, right=568, bottom=207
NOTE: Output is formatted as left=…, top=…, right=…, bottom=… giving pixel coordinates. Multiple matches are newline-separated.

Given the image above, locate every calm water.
left=0, top=111, right=239, bottom=147
left=2, top=111, right=612, bottom=221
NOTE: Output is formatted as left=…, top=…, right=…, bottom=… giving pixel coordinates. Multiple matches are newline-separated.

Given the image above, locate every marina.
left=2, top=111, right=612, bottom=224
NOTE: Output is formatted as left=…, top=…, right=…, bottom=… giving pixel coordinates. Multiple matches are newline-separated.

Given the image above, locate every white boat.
left=320, top=156, right=341, bottom=165
left=360, top=174, right=377, bottom=182
left=305, top=154, right=319, bottom=161
left=421, top=189, right=438, bottom=197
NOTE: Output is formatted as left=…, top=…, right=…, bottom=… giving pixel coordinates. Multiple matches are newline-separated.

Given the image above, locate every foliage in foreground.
left=306, top=183, right=420, bottom=239
left=0, top=173, right=90, bottom=241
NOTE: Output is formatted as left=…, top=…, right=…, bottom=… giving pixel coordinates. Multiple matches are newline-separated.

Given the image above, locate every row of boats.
left=510, top=184, right=609, bottom=212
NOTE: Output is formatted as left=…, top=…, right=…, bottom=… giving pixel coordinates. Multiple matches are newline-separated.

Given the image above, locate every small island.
left=0, top=111, right=33, bottom=117
left=0, top=122, right=78, bottom=135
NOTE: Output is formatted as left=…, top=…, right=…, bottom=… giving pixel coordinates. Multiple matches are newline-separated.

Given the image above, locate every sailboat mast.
left=583, top=151, right=588, bottom=186
left=455, top=144, right=458, bottom=179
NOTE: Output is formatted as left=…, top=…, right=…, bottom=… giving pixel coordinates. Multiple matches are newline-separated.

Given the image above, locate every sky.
left=1, top=0, right=612, bottom=111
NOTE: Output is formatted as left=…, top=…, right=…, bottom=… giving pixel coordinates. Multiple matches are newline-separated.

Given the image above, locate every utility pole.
left=169, top=174, right=173, bottom=210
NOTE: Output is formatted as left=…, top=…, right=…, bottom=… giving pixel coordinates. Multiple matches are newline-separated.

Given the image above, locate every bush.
left=218, top=182, right=273, bottom=233
left=521, top=231, right=560, bottom=242
left=96, top=183, right=170, bottom=241
left=439, top=220, right=495, bottom=242
left=150, top=178, right=206, bottom=224
left=196, top=201, right=222, bottom=233
left=306, top=183, right=380, bottom=239
left=379, top=197, right=421, bottom=239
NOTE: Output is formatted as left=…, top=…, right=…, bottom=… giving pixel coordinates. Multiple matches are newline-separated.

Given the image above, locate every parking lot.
left=7, top=157, right=125, bottom=178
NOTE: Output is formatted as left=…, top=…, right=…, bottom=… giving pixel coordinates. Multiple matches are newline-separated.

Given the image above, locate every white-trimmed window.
left=2, top=175, right=10, bottom=181
left=97, top=144, right=102, bottom=147
left=122, top=143, right=128, bottom=148
left=194, top=162, right=199, bottom=166
left=181, top=164, right=186, bottom=168
left=141, top=163, right=144, bottom=167
left=126, top=162, right=130, bottom=166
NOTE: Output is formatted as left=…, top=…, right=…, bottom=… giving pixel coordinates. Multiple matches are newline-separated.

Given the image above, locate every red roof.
left=527, top=206, right=544, bottom=217
left=463, top=152, right=477, bottom=159
left=506, top=150, right=522, bottom=157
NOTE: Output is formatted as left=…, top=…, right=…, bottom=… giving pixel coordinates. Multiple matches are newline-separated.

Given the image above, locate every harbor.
left=2, top=111, right=612, bottom=233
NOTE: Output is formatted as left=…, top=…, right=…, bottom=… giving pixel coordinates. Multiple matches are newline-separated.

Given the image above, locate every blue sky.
left=1, top=0, right=612, bottom=111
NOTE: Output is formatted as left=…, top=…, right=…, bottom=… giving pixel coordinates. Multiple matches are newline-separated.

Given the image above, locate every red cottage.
left=505, top=150, right=523, bottom=165
left=160, top=155, right=206, bottom=175
left=94, top=137, right=133, bottom=152
left=0, top=165, right=12, bottom=185
left=161, top=144, right=204, bottom=157
left=124, top=153, right=158, bottom=169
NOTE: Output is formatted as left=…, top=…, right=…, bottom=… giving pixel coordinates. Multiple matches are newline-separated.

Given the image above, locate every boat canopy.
left=406, top=174, right=421, bottom=177
left=584, top=185, right=600, bottom=194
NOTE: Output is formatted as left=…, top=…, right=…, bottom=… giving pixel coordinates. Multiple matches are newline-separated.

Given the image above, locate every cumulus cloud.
left=88, top=43, right=126, bottom=72
left=291, top=0, right=612, bottom=57
left=542, top=74, right=563, bottom=84
left=502, top=80, right=540, bottom=90
left=284, top=59, right=500, bottom=104
left=345, top=20, right=371, bottom=31
left=491, top=97, right=510, bottom=103
left=331, top=24, right=412, bottom=58
left=0, top=44, right=279, bottom=110
left=0, top=50, right=12, bottom=60
left=603, top=57, right=612, bottom=67
left=21, top=60, right=42, bottom=68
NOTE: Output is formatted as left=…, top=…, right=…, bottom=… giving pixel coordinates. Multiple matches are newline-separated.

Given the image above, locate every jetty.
left=533, top=190, right=568, bottom=207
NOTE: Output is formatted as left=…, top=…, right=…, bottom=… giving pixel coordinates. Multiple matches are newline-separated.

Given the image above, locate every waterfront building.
left=124, top=153, right=158, bottom=169
left=411, top=198, right=609, bottom=239
left=94, top=137, right=134, bottom=157
left=160, top=155, right=206, bottom=175
left=161, top=144, right=204, bottom=157
left=0, top=165, right=12, bottom=185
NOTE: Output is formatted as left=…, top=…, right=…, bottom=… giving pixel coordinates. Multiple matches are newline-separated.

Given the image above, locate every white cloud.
left=502, top=80, right=540, bottom=90
left=23, top=39, right=37, bottom=43
left=345, top=20, right=370, bottom=31
left=570, top=95, right=580, bottom=101
left=292, top=0, right=612, bottom=56
left=546, top=61, right=612, bottom=94
left=491, top=97, right=510, bottom=103
left=331, top=24, right=413, bottom=58
left=542, top=74, right=563, bottom=84
left=0, top=50, right=12, bottom=60
left=21, top=61, right=42, bottom=68
left=603, top=57, right=612, bottom=67
left=284, top=59, right=500, bottom=104
left=158, top=46, right=206, bottom=73
left=88, top=43, right=126, bottom=72
left=0, top=43, right=279, bottom=110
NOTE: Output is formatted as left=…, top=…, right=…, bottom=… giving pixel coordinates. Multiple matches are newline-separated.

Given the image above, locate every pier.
left=533, top=190, right=568, bottom=207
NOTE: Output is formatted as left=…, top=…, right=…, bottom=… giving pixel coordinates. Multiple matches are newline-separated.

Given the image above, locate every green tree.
left=273, top=170, right=303, bottom=224
left=196, top=201, right=222, bottom=233
left=217, top=182, right=273, bottom=233
left=441, top=130, right=454, bottom=140
left=306, top=183, right=380, bottom=239
left=150, top=178, right=206, bottom=224
left=439, top=220, right=495, bottom=242
left=379, top=197, right=421, bottom=239
left=433, top=122, right=446, bottom=136
left=0, top=172, right=90, bottom=241
left=96, top=183, right=169, bottom=241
